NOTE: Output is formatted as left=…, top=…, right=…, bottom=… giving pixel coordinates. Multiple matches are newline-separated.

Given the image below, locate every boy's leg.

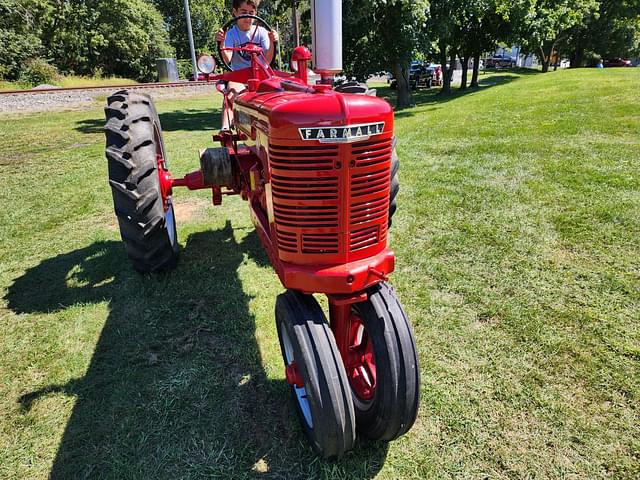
left=220, top=81, right=247, bottom=131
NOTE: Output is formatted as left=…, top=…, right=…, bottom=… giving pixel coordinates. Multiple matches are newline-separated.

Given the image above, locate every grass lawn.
left=0, top=68, right=638, bottom=479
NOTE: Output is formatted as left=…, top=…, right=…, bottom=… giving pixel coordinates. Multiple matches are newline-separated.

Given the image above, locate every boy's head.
left=232, top=0, right=259, bottom=31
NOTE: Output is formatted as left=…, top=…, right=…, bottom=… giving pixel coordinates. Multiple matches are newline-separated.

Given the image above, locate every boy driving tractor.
left=215, top=0, right=279, bottom=131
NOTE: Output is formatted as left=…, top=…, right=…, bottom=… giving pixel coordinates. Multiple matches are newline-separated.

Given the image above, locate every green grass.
left=1, top=68, right=639, bottom=479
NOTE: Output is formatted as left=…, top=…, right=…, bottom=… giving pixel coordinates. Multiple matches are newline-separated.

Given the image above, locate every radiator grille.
left=302, top=233, right=339, bottom=254
left=276, top=228, right=297, bottom=253
left=271, top=174, right=339, bottom=201
left=351, top=167, right=389, bottom=198
left=270, top=138, right=392, bottom=257
left=350, top=225, right=379, bottom=251
left=351, top=138, right=393, bottom=167
left=350, top=196, right=388, bottom=225
left=270, top=144, right=337, bottom=171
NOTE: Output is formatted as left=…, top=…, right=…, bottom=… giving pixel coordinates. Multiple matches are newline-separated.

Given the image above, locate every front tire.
left=276, top=291, right=356, bottom=458
left=104, top=90, right=178, bottom=273
left=345, top=282, right=420, bottom=441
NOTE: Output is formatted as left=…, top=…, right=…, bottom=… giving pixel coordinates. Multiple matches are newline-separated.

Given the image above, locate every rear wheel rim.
left=281, top=327, right=313, bottom=428
left=153, top=123, right=176, bottom=247
left=346, top=310, right=377, bottom=402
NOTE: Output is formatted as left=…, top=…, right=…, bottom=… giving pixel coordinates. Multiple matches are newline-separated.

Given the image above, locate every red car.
left=603, top=58, right=632, bottom=68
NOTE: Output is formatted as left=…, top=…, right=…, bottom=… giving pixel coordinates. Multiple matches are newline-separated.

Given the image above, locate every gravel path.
left=0, top=84, right=219, bottom=115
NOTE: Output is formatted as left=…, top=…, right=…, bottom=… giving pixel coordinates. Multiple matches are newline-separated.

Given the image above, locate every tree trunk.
left=460, top=54, right=469, bottom=90
left=394, top=63, right=412, bottom=109
left=439, top=40, right=451, bottom=94
left=539, top=46, right=551, bottom=73
left=570, top=46, right=584, bottom=68
left=470, top=51, right=480, bottom=88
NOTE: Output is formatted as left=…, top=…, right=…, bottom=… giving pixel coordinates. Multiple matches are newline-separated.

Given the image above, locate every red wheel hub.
left=285, top=362, right=304, bottom=388
left=345, top=312, right=377, bottom=401
left=156, top=153, right=172, bottom=212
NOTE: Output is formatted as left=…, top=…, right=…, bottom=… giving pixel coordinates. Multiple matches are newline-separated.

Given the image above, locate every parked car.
left=603, top=58, right=632, bottom=68
left=389, top=61, right=439, bottom=90
left=485, top=54, right=516, bottom=69
left=425, top=63, right=443, bottom=86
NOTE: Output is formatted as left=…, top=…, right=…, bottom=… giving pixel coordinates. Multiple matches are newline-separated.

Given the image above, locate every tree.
left=41, top=0, right=174, bottom=80
left=562, top=0, right=640, bottom=67
left=343, top=0, right=429, bottom=108
left=514, top=0, right=599, bottom=72
left=151, top=0, right=225, bottom=60
left=0, top=0, right=50, bottom=80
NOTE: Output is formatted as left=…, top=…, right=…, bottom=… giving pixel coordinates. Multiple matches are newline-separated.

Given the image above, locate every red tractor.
left=104, top=1, right=419, bottom=458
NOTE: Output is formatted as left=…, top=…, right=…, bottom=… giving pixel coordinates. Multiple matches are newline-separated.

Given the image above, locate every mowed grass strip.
left=0, top=68, right=638, bottom=479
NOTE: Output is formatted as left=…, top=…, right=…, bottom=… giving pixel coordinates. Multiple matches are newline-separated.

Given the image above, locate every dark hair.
left=233, top=0, right=259, bottom=9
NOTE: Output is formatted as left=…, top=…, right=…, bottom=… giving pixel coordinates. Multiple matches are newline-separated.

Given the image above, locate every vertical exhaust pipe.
left=311, top=0, right=342, bottom=84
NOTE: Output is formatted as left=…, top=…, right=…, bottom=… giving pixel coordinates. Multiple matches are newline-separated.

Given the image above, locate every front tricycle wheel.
left=275, top=290, right=356, bottom=458
left=338, top=282, right=420, bottom=441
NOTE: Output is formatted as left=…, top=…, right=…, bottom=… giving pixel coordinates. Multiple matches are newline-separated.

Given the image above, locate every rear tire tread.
left=104, top=90, right=178, bottom=273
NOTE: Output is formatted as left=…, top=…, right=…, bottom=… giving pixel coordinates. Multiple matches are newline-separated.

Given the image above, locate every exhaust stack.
left=311, top=0, right=342, bottom=83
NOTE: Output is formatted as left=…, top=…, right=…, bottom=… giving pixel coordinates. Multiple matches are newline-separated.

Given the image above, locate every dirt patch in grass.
left=173, top=197, right=210, bottom=223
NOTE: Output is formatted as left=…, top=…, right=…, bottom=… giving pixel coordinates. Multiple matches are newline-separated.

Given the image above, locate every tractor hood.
left=234, top=84, right=394, bottom=143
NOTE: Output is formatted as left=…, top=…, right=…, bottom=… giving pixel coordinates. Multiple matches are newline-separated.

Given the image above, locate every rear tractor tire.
left=104, top=90, right=178, bottom=273
left=276, top=290, right=356, bottom=458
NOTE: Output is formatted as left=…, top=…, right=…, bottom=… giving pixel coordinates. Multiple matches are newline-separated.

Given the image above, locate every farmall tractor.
left=104, top=1, right=419, bottom=458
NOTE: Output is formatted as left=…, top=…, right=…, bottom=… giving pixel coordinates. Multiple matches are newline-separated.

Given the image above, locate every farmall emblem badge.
left=299, top=122, right=385, bottom=143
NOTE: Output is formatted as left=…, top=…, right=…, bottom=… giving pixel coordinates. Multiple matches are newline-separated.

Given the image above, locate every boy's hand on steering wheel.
left=269, top=30, right=279, bottom=45
left=215, top=29, right=225, bottom=43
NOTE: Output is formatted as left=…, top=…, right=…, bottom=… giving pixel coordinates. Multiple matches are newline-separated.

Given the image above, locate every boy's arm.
left=216, top=29, right=233, bottom=66
left=264, top=29, right=279, bottom=64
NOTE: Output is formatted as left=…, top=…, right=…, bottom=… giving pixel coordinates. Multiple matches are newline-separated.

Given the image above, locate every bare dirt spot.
left=173, top=197, right=210, bottom=223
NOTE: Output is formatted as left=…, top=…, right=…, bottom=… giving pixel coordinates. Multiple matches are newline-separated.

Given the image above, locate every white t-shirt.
left=224, top=25, right=270, bottom=70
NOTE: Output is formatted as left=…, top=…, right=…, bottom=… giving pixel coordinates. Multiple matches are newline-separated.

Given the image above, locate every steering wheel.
left=217, top=14, right=276, bottom=72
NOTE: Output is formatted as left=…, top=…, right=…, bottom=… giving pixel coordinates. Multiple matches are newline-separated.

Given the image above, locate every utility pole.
left=183, top=0, right=198, bottom=80
left=292, top=0, right=300, bottom=46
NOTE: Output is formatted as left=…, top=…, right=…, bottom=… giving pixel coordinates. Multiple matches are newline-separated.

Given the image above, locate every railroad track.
left=0, top=81, right=214, bottom=96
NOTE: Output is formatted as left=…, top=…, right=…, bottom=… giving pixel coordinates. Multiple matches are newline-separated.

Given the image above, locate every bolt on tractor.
left=104, top=0, right=419, bottom=458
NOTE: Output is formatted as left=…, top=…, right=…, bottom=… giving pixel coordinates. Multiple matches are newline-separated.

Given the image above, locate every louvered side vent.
left=302, top=233, right=339, bottom=254
left=269, top=144, right=337, bottom=171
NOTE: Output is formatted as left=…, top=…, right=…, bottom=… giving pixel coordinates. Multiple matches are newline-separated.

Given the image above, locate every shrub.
left=177, top=59, right=193, bottom=79
left=19, top=58, right=59, bottom=86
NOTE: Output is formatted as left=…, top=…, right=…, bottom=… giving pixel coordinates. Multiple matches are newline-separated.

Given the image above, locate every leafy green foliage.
left=151, top=0, right=226, bottom=59
left=342, top=0, right=429, bottom=107
left=43, top=0, right=174, bottom=81
left=19, top=58, right=59, bottom=86
left=561, top=0, right=640, bottom=66
left=513, top=0, right=599, bottom=71
left=0, top=0, right=49, bottom=80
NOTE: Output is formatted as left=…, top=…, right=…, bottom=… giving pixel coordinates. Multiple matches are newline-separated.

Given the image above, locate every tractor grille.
left=302, top=233, right=339, bottom=254
left=348, top=139, right=392, bottom=251
left=269, top=144, right=336, bottom=171
left=270, top=138, right=391, bottom=259
left=351, top=138, right=393, bottom=167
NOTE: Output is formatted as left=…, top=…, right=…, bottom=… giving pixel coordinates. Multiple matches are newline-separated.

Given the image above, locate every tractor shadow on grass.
left=75, top=108, right=221, bottom=134
left=7, top=223, right=388, bottom=479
